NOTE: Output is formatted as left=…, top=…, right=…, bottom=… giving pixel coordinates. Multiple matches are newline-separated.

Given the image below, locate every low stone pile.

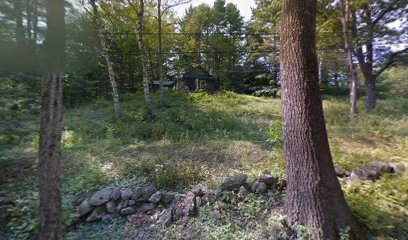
left=78, top=186, right=175, bottom=222
left=334, top=161, right=405, bottom=184
left=77, top=174, right=285, bottom=223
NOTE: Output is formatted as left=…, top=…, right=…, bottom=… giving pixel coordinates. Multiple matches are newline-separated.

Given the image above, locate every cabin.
left=152, top=80, right=174, bottom=90
left=178, top=67, right=219, bottom=91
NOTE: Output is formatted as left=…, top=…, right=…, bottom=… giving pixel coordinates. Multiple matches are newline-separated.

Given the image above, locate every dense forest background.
left=0, top=0, right=407, bottom=239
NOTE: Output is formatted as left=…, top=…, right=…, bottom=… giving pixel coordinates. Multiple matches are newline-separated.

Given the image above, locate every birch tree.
left=89, top=0, right=120, bottom=118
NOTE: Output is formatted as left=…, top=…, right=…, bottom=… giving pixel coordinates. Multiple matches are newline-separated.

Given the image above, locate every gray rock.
left=86, top=206, right=106, bottom=222
left=158, top=209, right=173, bottom=226
left=220, top=175, right=247, bottom=191
left=122, top=200, right=129, bottom=208
left=221, top=192, right=233, bottom=203
left=201, top=196, right=209, bottom=205
left=161, top=192, right=175, bottom=204
left=131, top=187, right=143, bottom=200
left=116, top=200, right=125, bottom=211
left=120, top=207, right=136, bottom=215
left=346, top=171, right=363, bottom=184
left=238, top=186, right=249, bottom=199
left=251, top=182, right=267, bottom=193
left=370, top=161, right=393, bottom=173
left=334, top=166, right=349, bottom=178
left=89, top=188, right=113, bottom=206
left=140, top=186, right=158, bottom=201
left=258, top=175, right=278, bottom=185
left=137, top=203, right=156, bottom=213
left=78, top=198, right=93, bottom=216
left=121, top=189, right=132, bottom=200
left=389, top=163, right=405, bottom=174
left=110, top=187, right=121, bottom=201
left=148, top=191, right=163, bottom=203
left=128, top=200, right=136, bottom=206
left=195, top=196, right=202, bottom=208
left=106, top=200, right=117, bottom=214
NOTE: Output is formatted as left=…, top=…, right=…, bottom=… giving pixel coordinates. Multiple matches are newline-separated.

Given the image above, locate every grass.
left=0, top=90, right=407, bottom=239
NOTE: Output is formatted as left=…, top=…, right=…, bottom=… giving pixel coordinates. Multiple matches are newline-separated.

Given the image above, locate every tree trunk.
left=14, top=0, right=25, bottom=45
left=341, top=0, right=358, bottom=117
left=280, top=0, right=361, bottom=239
left=138, top=0, right=154, bottom=119
left=351, top=8, right=376, bottom=112
left=90, top=0, right=120, bottom=119
left=38, top=0, right=65, bottom=238
left=158, top=0, right=164, bottom=107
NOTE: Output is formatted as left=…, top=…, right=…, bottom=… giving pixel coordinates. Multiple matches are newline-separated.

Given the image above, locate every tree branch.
left=372, top=0, right=399, bottom=26
left=162, top=0, right=191, bottom=13
left=374, top=47, right=408, bottom=78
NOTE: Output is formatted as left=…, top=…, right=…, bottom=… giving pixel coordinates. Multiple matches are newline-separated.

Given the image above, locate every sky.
left=174, top=0, right=255, bottom=21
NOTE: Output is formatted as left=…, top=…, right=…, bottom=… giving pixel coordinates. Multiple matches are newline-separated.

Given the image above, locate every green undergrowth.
left=1, top=90, right=407, bottom=239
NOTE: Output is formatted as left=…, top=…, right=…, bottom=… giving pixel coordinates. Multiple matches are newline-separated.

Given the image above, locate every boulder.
left=161, top=192, right=175, bottom=204
left=258, top=175, right=278, bottom=185
left=137, top=203, right=156, bottom=213
left=251, top=182, right=267, bottom=193
left=116, top=200, right=125, bottom=211
left=89, top=188, right=113, bottom=206
left=120, top=207, right=136, bottom=215
left=195, top=196, right=202, bottom=208
left=131, top=187, right=143, bottom=200
left=389, top=163, right=405, bottom=174
left=238, top=186, right=248, bottom=199
left=121, top=189, right=133, bottom=200
left=78, top=198, right=93, bottom=216
left=148, top=191, right=163, bottom=204
left=86, top=206, right=106, bottom=222
left=334, top=166, right=349, bottom=178
left=220, top=175, right=247, bottom=191
left=110, top=187, right=121, bottom=201
left=140, top=186, right=157, bottom=201
left=128, top=200, right=136, bottom=206
left=106, top=200, right=117, bottom=214
left=370, top=161, right=393, bottom=173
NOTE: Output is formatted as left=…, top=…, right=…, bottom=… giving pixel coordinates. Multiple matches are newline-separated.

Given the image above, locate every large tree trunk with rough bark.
left=38, top=0, right=65, bottom=238
left=138, top=0, right=154, bottom=119
left=280, top=0, right=361, bottom=239
left=90, top=0, right=120, bottom=119
left=341, top=0, right=358, bottom=117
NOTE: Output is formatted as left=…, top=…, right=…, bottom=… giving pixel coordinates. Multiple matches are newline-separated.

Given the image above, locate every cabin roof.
left=183, top=66, right=215, bottom=81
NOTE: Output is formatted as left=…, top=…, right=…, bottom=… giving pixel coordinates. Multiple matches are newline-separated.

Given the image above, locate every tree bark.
left=351, top=8, right=376, bottom=112
left=90, top=0, right=120, bottom=119
left=137, top=0, right=154, bottom=119
left=38, top=0, right=65, bottom=238
left=341, top=0, right=358, bottom=117
left=280, top=0, right=361, bottom=239
left=14, top=0, right=25, bottom=47
left=158, top=0, right=164, bottom=107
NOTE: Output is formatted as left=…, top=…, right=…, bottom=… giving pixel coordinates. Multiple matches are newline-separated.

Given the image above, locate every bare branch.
left=374, top=47, right=408, bottom=78
left=162, top=0, right=191, bottom=13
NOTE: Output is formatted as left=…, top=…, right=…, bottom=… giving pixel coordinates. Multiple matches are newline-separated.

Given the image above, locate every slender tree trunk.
left=14, top=0, right=25, bottom=47
left=280, top=0, right=361, bottom=239
left=351, top=8, right=376, bottom=112
left=90, top=0, right=120, bottom=119
left=38, top=0, right=65, bottom=238
left=138, top=0, right=154, bottom=119
left=32, top=0, right=38, bottom=50
left=158, top=0, right=164, bottom=107
left=341, top=0, right=358, bottom=117
left=318, top=51, right=323, bottom=84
